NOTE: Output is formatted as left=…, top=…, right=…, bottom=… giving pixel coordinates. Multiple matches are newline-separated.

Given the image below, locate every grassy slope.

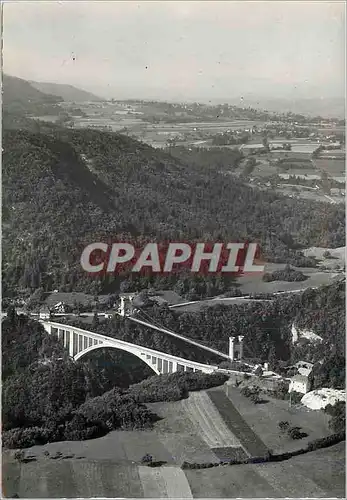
left=225, top=386, right=332, bottom=454
left=2, top=386, right=345, bottom=498
left=3, top=442, right=344, bottom=498
left=207, top=389, right=269, bottom=457
left=185, top=442, right=345, bottom=498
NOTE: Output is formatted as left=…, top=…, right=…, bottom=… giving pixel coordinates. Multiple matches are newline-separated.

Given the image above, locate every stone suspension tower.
left=229, top=336, right=244, bottom=361
left=117, top=293, right=136, bottom=317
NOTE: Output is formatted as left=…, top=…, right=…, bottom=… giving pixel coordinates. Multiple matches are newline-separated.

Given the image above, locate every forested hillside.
left=2, top=127, right=345, bottom=297
left=2, top=74, right=62, bottom=115
left=2, top=312, right=226, bottom=448
left=30, top=80, right=102, bottom=102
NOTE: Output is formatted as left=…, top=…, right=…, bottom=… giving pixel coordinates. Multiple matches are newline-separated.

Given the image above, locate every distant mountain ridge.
left=30, top=81, right=103, bottom=102
left=2, top=74, right=62, bottom=114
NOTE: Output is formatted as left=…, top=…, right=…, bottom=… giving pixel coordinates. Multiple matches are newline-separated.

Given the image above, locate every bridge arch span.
left=39, top=320, right=218, bottom=375
left=73, top=342, right=160, bottom=375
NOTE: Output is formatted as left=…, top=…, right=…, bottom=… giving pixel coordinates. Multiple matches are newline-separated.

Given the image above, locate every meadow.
left=2, top=385, right=345, bottom=498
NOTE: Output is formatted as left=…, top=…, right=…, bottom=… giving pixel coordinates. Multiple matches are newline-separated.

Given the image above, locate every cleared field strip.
left=157, top=431, right=219, bottom=464
left=116, top=430, right=174, bottom=464
left=149, top=399, right=221, bottom=463
left=138, top=465, right=193, bottom=498
left=19, top=460, right=76, bottom=498
left=185, top=465, right=279, bottom=498
left=254, top=463, right=328, bottom=498
left=2, top=461, right=21, bottom=498
left=211, top=446, right=248, bottom=462
left=98, top=462, right=144, bottom=497
left=182, top=391, right=242, bottom=449
left=17, top=460, right=144, bottom=498
left=160, top=466, right=193, bottom=498
left=138, top=465, right=168, bottom=498
left=207, top=389, right=269, bottom=457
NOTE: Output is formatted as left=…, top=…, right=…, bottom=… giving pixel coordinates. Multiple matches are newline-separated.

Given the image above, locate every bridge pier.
left=69, top=330, right=74, bottom=357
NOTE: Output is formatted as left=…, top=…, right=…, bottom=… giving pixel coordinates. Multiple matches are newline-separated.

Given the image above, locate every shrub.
left=241, top=385, right=261, bottom=403
left=14, top=450, right=25, bottom=462
left=307, top=432, right=345, bottom=452
left=289, top=391, right=303, bottom=404
left=324, top=402, right=346, bottom=433
left=141, top=453, right=153, bottom=464
left=278, top=421, right=289, bottom=432
left=287, top=426, right=307, bottom=440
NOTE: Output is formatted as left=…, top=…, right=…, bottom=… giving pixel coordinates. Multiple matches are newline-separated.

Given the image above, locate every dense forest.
left=262, top=265, right=308, bottom=282
left=2, top=126, right=345, bottom=298
left=2, top=312, right=227, bottom=448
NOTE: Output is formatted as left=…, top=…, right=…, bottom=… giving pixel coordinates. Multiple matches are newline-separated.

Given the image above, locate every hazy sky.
left=3, top=1, right=345, bottom=101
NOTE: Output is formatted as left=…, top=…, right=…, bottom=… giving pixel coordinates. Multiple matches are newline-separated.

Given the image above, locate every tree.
left=278, top=420, right=289, bottom=432
left=325, top=402, right=345, bottom=433
left=27, top=288, right=45, bottom=310
left=92, top=312, right=99, bottom=328
left=7, top=305, right=17, bottom=325
left=141, top=453, right=153, bottom=464
left=268, top=346, right=277, bottom=371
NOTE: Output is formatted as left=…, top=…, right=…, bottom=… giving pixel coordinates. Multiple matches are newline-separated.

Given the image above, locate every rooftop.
left=290, top=374, right=309, bottom=383
left=44, top=292, right=110, bottom=307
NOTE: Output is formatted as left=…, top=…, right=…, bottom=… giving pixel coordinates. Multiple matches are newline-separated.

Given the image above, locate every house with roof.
left=289, top=374, right=312, bottom=394
left=295, top=360, right=314, bottom=377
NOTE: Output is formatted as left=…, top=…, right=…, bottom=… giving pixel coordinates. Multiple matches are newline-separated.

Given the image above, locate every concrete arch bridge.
left=40, top=320, right=218, bottom=375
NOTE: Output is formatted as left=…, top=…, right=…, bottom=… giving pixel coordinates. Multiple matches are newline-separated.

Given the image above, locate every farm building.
left=289, top=374, right=311, bottom=394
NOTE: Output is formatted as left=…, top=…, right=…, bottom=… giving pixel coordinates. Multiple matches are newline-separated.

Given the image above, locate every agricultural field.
left=207, top=389, right=269, bottom=458
left=233, top=265, right=343, bottom=296
left=3, top=443, right=344, bottom=498
left=172, top=264, right=344, bottom=314
left=2, top=457, right=193, bottom=498
left=2, top=387, right=344, bottom=498
left=314, top=158, right=345, bottom=178
left=303, top=246, right=346, bottom=269
left=185, top=442, right=345, bottom=498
